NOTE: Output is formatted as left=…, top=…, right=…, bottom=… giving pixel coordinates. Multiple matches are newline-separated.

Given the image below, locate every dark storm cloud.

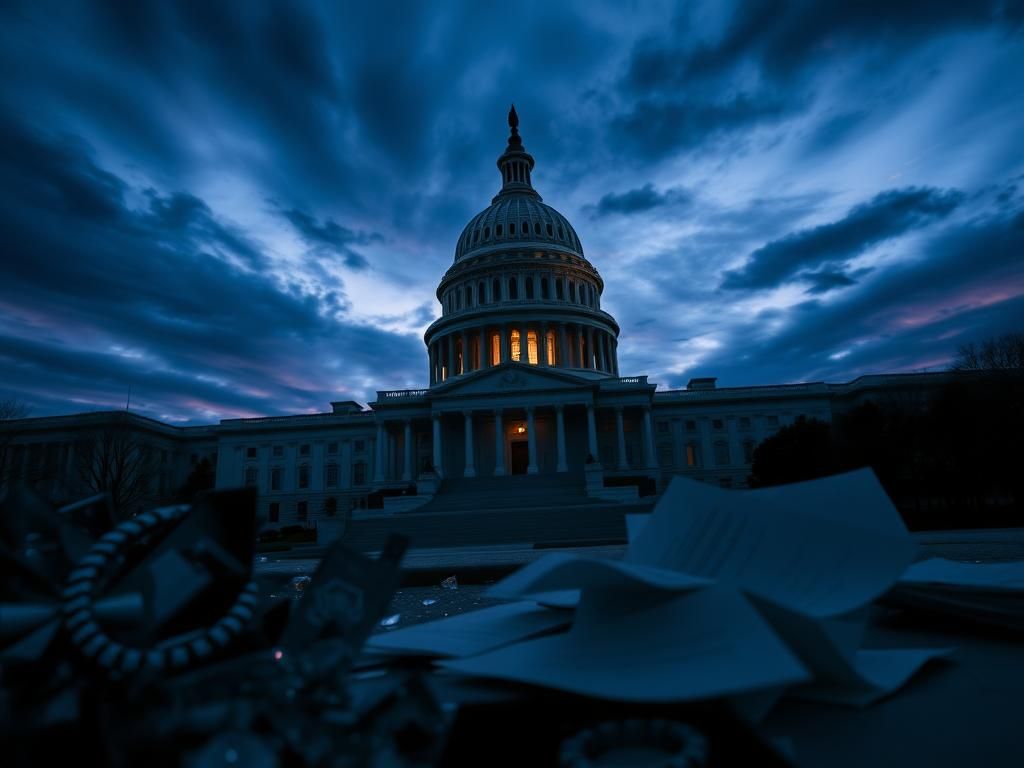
left=589, top=184, right=693, bottom=217
left=801, top=267, right=873, bottom=295
left=721, top=187, right=963, bottom=291
left=0, top=115, right=423, bottom=421
left=280, top=208, right=382, bottom=270
left=674, top=203, right=1024, bottom=388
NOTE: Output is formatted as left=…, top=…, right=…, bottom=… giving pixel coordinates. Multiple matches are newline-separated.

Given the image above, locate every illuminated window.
left=546, top=331, right=556, bottom=364
left=511, top=330, right=521, bottom=361
left=491, top=332, right=501, bottom=365
left=456, top=338, right=464, bottom=374
left=686, top=443, right=699, bottom=467
left=527, top=330, right=538, bottom=365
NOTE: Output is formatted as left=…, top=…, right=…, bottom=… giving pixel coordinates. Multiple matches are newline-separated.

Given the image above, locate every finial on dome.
left=508, top=104, right=519, bottom=133
left=494, top=104, right=538, bottom=201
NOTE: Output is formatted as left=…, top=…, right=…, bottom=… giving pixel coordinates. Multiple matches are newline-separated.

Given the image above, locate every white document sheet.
left=626, top=469, right=915, bottom=617
left=751, top=597, right=950, bottom=707
left=625, top=513, right=650, bottom=544
left=486, top=551, right=712, bottom=602
left=440, top=587, right=810, bottom=702
left=367, top=601, right=571, bottom=658
left=900, top=558, right=1024, bottom=590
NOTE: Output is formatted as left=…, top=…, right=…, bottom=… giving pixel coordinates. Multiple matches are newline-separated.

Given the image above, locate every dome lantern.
left=494, top=104, right=539, bottom=202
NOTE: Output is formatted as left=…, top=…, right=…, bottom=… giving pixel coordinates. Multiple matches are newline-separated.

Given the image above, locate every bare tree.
left=0, top=398, right=30, bottom=493
left=76, top=414, right=160, bottom=519
left=951, top=332, right=1024, bottom=371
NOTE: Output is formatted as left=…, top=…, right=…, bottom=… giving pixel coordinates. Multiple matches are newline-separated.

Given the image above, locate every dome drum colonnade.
left=423, top=105, right=620, bottom=385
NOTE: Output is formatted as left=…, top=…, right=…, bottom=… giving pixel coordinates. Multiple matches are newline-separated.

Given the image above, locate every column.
left=586, top=327, right=595, bottom=369
left=642, top=406, right=657, bottom=470
left=341, top=439, right=352, bottom=489
left=555, top=405, right=568, bottom=472
left=429, top=343, right=436, bottom=384
left=611, top=339, right=620, bottom=376
left=586, top=404, right=599, bottom=460
left=388, top=432, right=397, bottom=479
left=499, top=325, right=508, bottom=363
left=402, top=419, right=413, bottom=481
left=493, top=409, right=505, bottom=476
left=460, top=330, right=468, bottom=374
left=463, top=410, right=476, bottom=478
left=446, top=335, right=455, bottom=380
left=596, top=330, right=606, bottom=372
left=615, top=406, right=628, bottom=469
left=526, top=406, right=538, bottom=475
left=432, top=414, right=444, bottom=478
left=520, top=323, right=529, bottom=363
left=539, top=323, right=549, bottom=365
left=374, top=422, right=385, bottom=482
left=558, top=323, right=569, bottom=368
left=478, top=329, right=487, bottom=370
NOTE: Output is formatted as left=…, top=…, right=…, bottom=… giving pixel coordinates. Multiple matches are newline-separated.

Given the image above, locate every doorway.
left=510, top=441, right=529, bottom=475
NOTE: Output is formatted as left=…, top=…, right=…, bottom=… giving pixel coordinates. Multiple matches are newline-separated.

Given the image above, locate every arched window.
left=525, top=275, right=534, bottom=299
left=493, top=278, right=501, bottom=301
left=478, top=281, right=486, bottom=305
left=546, top=330, right=556, bottom=364
left=510, top=330, right=521, bottom=362
left=473, top=229, right=479, bottom=243
left=527, top=331, right=538, bottom=365
left=508, top=277, right=518, bottom=299
left=509, top=221, right=516, bottom=235
left=465, top=284, right=473, bottom=306
left=484, top=226, right=490, bottom=238
left=546, top=223, right=553, bottom=237
left=557, top=225, right=564, bottom=239
left=490, top=332, right=501, bottom=365
left=541, top=276, right=549, bottom=299
left=535, top=221, right=541, bottom=235
left=496, top=224, right=503, bottom=237
left=686, top=443, right=700, bottom=467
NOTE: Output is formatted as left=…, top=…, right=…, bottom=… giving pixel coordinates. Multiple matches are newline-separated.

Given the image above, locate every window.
left=496, top=224, right=503, bottom=236
left=466, top=284, right=473, bottom=306
left=353, top=461, right=366, bottom=486
left=546, top=331, right=556, bottom=364
left=299, top=444, right=310, bottom=457
left=743, top=439, right=756, bottom=464
left=556, top=280, right=564, bottom=300
left=509, top=221, right=516, bottom=235
left=246, top=447, right=257, bottom=459
left=527, top=330, right=538, bottom=365
left=686, top=443, right=699, bottom=467
left=491, top=332, right=501, bottom=365
left=508, top=278, right=518, bottom=299
left=534, top=222, right=541, bottom=235
left=244, top=467, right=258, bottom=486
left=712, top=419, right=724, bottom=430
left=354, top=439, right=365, bottom=452
left=323, top=497, right=338, bottom=516
left=268, top=502, right=280, bottom=523
left=479, top=281, right=486, bottom=304
left=493, top=278, right=501, bottom=301
left=685, top=420, right=697, bottom=432
left=510, top=329, right=521, bottom=362
left=656, top=420, right=669, bottom=434
left=713, top=440, right=730, bottom=466
left=739, top=416, right=751, bottom=430
left=557, top=225, right=564, bottom=239
left=297, top=501, right=308, bottom=522
left=298, top=464, right=310, bottom=489
left=546, top=223, right=553, bottom=236
left=541, top=277, right=549, bottom=299
left=327, top=442, right=338, bottom=455
left=473, top=229, right=479, bottom=242
left=525, top=276, right=534, bottom=299
left=272, top=445, right=283, bottom=458
left=325, top=463, right=338, bottom=487
left=270, top=467, right=282, bottom=491
left=484, top=226, right=490, bottom=238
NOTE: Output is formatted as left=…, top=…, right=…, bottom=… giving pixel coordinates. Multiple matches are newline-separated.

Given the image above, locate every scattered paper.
left=626, top=469, right=915, bottom=617
left=900, top=558, right=1024, bottom=590
left=487, top=551, right=711, bottom=602
left=367, top=601, right=571, bottom=658
left=440, top=587, right=809, bottom=702
left=625, top=513, right=650, bottom=544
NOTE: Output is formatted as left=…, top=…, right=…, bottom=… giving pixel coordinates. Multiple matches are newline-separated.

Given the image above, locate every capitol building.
left=2, top=109, right=955, bottom=527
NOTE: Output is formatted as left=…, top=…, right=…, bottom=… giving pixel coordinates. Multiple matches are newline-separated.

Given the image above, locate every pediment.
left=433, top=363, right=594, bottom=397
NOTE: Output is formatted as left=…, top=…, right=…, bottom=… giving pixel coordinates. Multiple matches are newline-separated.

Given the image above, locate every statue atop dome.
left=508, top=103, right=519, bottom=132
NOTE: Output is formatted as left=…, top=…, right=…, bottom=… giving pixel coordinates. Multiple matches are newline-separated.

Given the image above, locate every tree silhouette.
left=748, top=417, right=836, bottom=488
left=76, top=414, right=159, bottom=519
left=0, top=398, right=30, bottom=494
left=175, top=457, right=215, bottom=503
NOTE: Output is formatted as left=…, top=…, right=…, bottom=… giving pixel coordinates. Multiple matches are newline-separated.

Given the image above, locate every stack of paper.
left=887, top=557, right=1024, bottom=631
left=372, top=469, right=953, bottom=710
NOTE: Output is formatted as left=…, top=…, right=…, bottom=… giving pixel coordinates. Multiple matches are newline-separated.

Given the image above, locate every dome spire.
left=494, top=104, right=538, bottom=201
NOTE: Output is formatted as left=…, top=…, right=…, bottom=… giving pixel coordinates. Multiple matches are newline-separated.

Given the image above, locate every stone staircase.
left=340, top=473, right=649, bottom=552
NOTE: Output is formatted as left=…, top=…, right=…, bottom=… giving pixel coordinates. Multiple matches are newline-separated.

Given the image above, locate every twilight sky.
left=1, top=1, right=1022, bottom=425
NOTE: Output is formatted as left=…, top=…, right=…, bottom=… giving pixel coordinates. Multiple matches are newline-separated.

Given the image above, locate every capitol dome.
left=424, top=106, right=620, bottom=386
